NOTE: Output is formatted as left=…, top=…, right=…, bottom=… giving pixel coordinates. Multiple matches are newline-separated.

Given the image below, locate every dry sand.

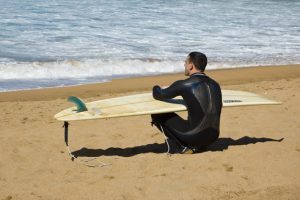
left=0, top=64, right=299, bottom=200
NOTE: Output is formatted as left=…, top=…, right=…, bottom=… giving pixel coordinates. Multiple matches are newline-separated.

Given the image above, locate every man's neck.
left=190, top=71, right=205, bottom=76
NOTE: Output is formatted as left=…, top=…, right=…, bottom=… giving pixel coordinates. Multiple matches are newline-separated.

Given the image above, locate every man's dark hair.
left=188, top=52, right=207, bottom=71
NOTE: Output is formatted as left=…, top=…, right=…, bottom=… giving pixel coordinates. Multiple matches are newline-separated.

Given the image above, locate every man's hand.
left=152, top=85, right=162, bottom=100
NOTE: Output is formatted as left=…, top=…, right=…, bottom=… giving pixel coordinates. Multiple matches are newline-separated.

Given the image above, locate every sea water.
left=0, top=0, right=299, bottom=91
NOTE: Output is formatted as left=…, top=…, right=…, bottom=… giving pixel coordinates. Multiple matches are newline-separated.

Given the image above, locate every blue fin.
left=68, top=96, right=88, bottom=112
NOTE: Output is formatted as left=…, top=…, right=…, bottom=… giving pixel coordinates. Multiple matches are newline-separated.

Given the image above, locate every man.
left=151, top=52, right=222, bottom=154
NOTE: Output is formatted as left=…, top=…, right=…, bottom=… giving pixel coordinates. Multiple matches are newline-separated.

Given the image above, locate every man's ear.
left=189, top=63, right=194, bottom=70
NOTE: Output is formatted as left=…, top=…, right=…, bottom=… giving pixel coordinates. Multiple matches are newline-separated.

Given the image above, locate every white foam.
left=0, top=57, right=299, bottom=92
left=0, top=59, right=180, bottom=80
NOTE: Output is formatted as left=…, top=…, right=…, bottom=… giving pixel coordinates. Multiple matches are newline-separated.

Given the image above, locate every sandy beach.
left=0, top=64, right=299, bottom=200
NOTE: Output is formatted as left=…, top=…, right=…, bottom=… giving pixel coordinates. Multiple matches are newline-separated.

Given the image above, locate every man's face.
left=184, top=56, right=192, bottom=76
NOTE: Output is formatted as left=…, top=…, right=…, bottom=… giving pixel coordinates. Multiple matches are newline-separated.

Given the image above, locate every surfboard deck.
left=54, top=90, right=280, bottom=121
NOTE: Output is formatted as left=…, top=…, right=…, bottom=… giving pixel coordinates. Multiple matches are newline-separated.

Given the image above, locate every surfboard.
left=54, top=90, right=280, bottom=121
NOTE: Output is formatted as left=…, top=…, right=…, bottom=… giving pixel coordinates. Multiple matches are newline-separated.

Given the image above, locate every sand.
left=0, top=64, right=299, bottom=200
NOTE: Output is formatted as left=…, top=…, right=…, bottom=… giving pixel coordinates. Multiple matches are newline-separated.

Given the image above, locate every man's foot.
left=165, top=138, right=181, bottom=154
left=181, top=146, right=195, bottom=154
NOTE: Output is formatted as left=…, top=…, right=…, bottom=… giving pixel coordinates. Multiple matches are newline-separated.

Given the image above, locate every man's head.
left=184, top=52, right=207, bottom=76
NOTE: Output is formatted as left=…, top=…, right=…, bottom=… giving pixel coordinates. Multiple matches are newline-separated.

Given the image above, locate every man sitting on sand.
left=151, top=52, right=222, bottom=154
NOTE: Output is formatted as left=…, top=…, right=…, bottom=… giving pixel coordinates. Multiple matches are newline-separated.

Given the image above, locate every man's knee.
left=151, top=114, right=160, bottom=126
left=151, top=112, right=177, bottom=122
left=151, top=114, right=159, bottom=121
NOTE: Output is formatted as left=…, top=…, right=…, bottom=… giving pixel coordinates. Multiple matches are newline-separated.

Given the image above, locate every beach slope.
left=0, top=65, right=299, bottom=200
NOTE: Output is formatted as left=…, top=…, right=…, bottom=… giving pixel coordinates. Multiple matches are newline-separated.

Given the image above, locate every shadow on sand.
left=72, top=136, right=284, bottom=158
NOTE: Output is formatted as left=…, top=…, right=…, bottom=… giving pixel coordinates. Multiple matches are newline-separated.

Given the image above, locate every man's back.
left=152, top=73, right=222, bottom=149
left=153, top=73, right=222, bottom=132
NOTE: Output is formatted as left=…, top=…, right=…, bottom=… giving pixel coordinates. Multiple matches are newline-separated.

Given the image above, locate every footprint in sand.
left=103, top=175, right=115, bottom=180
left=223, top=164, right=234, bottom=172
left=3, top=196, right=12, bottom=200
left=21, top=117, right=28, bottom=124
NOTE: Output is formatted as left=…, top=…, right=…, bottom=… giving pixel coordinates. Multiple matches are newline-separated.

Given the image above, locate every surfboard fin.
left=68, top=96, right=88, bottom=113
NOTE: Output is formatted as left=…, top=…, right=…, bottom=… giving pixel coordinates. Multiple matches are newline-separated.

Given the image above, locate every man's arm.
left=152, top=80, right=183, bottom=101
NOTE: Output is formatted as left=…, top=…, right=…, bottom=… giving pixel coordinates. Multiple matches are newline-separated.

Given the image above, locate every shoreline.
left=0, top=64, right=299, bottom=102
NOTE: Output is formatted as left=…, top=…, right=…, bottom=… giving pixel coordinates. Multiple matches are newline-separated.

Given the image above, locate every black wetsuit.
left=151, top=73, right=222, bottom=149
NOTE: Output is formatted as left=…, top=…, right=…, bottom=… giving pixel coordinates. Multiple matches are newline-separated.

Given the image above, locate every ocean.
left=0, top=0, right=299, bottom=92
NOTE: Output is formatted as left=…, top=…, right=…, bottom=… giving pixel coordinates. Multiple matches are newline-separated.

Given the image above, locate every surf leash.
left=62, top=121, right=111, bottom=168
left=160, top=124, right=171, bottom=154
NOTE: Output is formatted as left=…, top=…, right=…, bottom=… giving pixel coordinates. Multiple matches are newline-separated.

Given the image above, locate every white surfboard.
left=54, top=90, right=280, bottom=121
